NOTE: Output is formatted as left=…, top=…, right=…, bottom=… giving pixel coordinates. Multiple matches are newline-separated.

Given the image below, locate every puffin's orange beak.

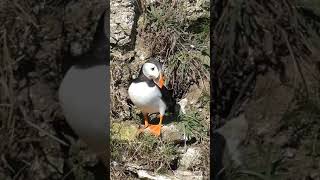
left=158, top=73, right=165, bottom=88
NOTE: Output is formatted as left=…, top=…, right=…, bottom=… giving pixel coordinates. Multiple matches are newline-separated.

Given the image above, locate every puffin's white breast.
left=59, top=65, right=109, bottom=154
left=128, top=82, right=166, bottom=114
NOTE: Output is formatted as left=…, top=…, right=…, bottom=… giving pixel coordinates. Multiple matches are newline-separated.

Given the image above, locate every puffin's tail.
left=161, top=86, right=176, bottom=113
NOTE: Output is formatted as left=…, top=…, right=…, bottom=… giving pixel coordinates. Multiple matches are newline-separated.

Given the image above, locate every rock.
left=174, top=170, right=203, bottom=180
left=184, top=84, right=203, bottom=106
left=275, top=134, right=289, bottom=147
left=283, top=148, right=296, bottom=159
left=135, top=170, right=171, bottom=180
left=111, top=50, right=135, bottom=61
left=179, top=147, right=203, bottom=170
left=160, top=124, right=185, bottom=142
left=125, top=163, right=204, bottom=180
left=68, top=139, right=100, bottom=169
left=65, top=0, right=104, bottom=54
left=111, top=122, right=140, bottom=141
left=110, top=0, right=136, bottom=47
left=144, top=0, right=159, bottom=6
left=110, top=60, right=133, bottom=120
left=183, top=0, right=209, bottom=21
left=216, top=114, right=248, bottom=165
left=29, top=81, right=54, bottom=111
left=245, top=69, right=295, bottom=135
left=310, top=172, right=320, bottom=179
left=135, top=169, right=203, bottom=180
left=70, top=41, right=83, bottom=56
left=178, top=98, right=188, bottom=114
left=134, top=31, right=152, bottom=60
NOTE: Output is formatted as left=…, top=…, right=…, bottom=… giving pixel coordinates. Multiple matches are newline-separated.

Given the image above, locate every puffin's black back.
left=60, top=10, right=108, bottom=75
left=160, top=86, right=175, bottom=113
left=75, top=10, right=108, bottom=68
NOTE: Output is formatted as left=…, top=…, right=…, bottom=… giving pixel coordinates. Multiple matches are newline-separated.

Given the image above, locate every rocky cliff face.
left=0, top=0, right=210, bottom=179
left=212, top=1, right=320, bottom=179
left=110, top=0, right=210, bottom=179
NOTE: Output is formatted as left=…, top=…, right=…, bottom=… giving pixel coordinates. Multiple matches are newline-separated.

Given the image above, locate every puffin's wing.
left=160, top=85, right=176, bottom=113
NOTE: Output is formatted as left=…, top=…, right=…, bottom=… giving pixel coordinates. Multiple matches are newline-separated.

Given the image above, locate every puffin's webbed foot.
left=147, top=114, right=164, bottom=137
left=138, top=113, right=149, bottom=134
left=148, top=124, right=162, bottom=137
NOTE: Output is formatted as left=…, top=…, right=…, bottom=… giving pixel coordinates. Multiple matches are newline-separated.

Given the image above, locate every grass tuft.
left=138, top=0, right=210, bottom=99
left=111, top=132, right=178, bottom=174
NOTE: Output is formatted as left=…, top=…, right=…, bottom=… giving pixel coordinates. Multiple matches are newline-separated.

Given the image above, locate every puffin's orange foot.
left=147, top=124, right=162, bottom=137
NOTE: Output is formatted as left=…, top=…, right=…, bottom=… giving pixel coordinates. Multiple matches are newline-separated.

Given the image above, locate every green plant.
left=224, top=143, right=287, bottom=180
left=178, top=110, right=208, bottom=141
left=111, top=131, right=178, bottom=174
left=139, top=0, right=210, bottom=98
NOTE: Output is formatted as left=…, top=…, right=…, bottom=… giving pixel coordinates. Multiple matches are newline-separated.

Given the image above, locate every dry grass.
left=111, top=133, right=178, bottom=172
left=1, top=30, right=15, bottom=132
left=137, top=0, right=210, bottom=99
left=213, top=0, right=320, bottom=179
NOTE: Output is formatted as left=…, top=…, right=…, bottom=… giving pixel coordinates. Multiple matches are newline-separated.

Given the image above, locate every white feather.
left=128, top=82, right=166, bottom=115
left=142, top=63, right=160, bottom=79
left=59, top=65, right=109, bottom=154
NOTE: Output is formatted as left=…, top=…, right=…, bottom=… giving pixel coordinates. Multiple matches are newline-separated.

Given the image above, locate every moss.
left=111, top=122, right=139, bottom=141
left=111, top=132, right=178, bottom=174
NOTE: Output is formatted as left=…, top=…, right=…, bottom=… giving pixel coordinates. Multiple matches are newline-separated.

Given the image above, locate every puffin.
left=128, top=58, right=174, bottom=136
left=58, top=9, right=109, bottom=158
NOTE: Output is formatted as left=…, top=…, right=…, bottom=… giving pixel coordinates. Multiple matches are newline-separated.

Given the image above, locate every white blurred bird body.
left=59, top=65, right=109, bottom=154
left=58, top=10, right=109, bottom=155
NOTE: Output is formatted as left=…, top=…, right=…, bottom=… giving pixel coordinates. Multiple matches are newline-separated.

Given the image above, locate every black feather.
left=132, top=67, right=156, bottom=87
left=159, top=85, right=176, bottom=113
left=130, top=58, right=176, bottom=112
left=74, top=10, right=108, bottom=68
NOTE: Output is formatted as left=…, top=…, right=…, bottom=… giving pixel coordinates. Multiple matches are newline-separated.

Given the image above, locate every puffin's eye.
left=151, top=67, right=155, bottom=71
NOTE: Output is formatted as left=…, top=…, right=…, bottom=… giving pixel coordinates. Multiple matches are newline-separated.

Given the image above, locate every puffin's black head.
left=139, top=58, right=165, bottom=88
left=145, top=58, right=163, bottom=72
